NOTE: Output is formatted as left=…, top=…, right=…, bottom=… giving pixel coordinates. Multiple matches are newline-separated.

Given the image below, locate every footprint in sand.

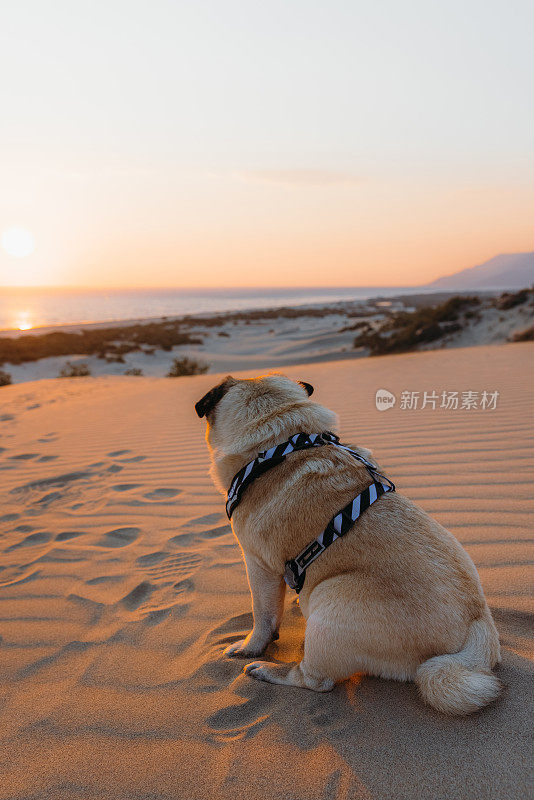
left=6, top=531, right=52, bottom=551
left=167, top=532, right=197, bottom=547
left=183, top=513, right=224, bottom=527
left=120, top=580, right=156, bottom=610
left=116, top=576, right=192, bottom=622
left=8, top=453, right=40, bottom=461
left=168, top=521, right=230, bottom=548
left=38, top=432, right=58, bottom=443
left=13, top=524, right=36, bottom=533
left=135, top=551, right=167, bottom=567
left=143, top=487, right=181, bottom=501
left=0, top=568, right=42, bottom=588
left=173, top=577, right=195, bottom=595
left=135, top=551, right=202, bottom=581
left=117, top=572, right=192, bottom=625
left=38, top=455, right=59, bottom=463
left=55, top=530, right=86, bottom=541
left=0, top=513, right=19, bottom=522
left=35, top=491, right=63, bottom=507
left=11, top=470, right=94, bottom=492
left=0, top=414, right=15, bottom=422
left=106, top=450, right=147, bottom=463
left=98, top=527, right=140, bottom=548
left=198, top=524, right=231, bottom=539
left=111, top=483, right=143, bottom=492
left=85, top=574, right=125, bottom=585
left=34, top=549, right=86, bottom=564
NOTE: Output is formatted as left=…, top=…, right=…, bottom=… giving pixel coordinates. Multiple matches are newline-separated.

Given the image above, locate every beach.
left=0, top=286, right=416, bottom=332
left=0, top=342, right=532, bottom=799
left=1, top=288, right=532, bottom=384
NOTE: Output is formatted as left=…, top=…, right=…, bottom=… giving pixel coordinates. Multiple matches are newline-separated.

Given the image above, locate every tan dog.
left=195, top=374, right=501, bottom=714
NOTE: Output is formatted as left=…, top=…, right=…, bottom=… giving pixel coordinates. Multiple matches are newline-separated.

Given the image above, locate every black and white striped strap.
left=225, top=430, right=395, bottom=593
left=283, top=477, right=394, bottom=593
left=226, top=431, right=341, bottom=518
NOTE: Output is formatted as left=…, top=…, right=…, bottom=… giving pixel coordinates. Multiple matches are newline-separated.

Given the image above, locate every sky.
left=0, top=0, right=533, bottom=288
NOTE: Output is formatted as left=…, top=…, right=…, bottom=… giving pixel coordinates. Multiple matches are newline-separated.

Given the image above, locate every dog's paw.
left=244, top=661, right=334, bottom=691
left=223, top=639, right=265, bottom=658
left=243, top=661, right=275, bottom=682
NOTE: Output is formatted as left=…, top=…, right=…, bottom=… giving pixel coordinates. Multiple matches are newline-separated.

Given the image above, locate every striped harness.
left=226, top=431, right=395, bottom=593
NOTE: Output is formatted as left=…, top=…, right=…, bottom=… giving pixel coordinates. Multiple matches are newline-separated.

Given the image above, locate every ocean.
left=0, top=286, right=416, bottom=332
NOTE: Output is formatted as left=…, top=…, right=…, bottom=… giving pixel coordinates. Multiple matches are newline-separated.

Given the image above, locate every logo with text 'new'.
left=375, top=389, right=396, bottom=411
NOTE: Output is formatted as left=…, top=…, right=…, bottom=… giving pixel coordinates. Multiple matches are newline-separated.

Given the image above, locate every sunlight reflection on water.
left=0, top=286, right=416, bottom=332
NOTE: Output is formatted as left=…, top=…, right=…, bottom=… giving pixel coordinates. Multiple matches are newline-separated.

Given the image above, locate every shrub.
left=0, top=321, right=203, bottom=367
left=58, top=361, right=91, bottom=378
left=510, top=325, right=534, bottom=342
left=124, top=367, right=143, bottom=376
left=340, top=320, right=371, bottom=333
left=166, top=357, right=208, bottom=377
left=0, top=369, right=12, bottom=386
left=354, top=295, right=479, bottom=356
left=496, top=289, right=530, bottom=310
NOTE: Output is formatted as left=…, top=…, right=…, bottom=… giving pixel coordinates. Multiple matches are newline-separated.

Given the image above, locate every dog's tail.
left=415, top=615, right=501, bottom=715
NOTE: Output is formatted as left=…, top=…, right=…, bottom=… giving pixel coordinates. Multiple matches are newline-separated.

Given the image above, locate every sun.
left=1, top=227, right=35, bottom=258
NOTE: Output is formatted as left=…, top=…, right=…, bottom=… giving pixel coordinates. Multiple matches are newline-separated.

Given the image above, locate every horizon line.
left=0, top=283, right=423, bottom=292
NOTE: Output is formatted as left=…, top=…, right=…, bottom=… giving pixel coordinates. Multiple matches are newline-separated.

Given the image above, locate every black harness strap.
left=226, top=431, right=340, bottom=518
left=284, top=478, right=389, bottom=592
left=226, top=431, right=395, bottom=593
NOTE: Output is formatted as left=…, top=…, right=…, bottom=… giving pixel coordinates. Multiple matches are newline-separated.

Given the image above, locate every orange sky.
left=1, top=2, right=533, bottom=288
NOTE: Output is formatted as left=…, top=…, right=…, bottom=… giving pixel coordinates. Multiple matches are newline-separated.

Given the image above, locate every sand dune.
left=5, top=288, right=532, bottom=384
left=0, top=343, right=532, bottom=799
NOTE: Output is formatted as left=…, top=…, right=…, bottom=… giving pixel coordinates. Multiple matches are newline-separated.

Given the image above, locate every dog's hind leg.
left=244, top=658, right=335, bottom=691
left=243, top=608, right=356, bottom=691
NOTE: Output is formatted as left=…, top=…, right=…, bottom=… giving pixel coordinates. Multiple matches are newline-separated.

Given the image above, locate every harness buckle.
left=283, top=560, right=300, bottom=591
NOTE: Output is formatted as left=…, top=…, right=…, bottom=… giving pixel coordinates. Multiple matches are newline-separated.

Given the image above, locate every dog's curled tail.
left=415, top=616, right=501, bottom=715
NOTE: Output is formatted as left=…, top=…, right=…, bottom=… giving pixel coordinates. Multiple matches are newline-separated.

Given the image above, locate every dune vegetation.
left=354, top=289, right=533, bottom=356
left=166, top=356, right=208, bottom=377
left=0, top=320, right=203, bottom=367
left=353, top=296, right=481, bottom=355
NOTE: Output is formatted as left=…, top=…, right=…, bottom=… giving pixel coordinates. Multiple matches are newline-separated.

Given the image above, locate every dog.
left=195, top=374, right=501, bottom=714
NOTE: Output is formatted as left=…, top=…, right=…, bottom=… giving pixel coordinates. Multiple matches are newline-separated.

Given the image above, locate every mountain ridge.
left=426, top=251, right=534, bottom=290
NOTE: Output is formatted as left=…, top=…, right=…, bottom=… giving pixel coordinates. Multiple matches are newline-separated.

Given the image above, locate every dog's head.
left=195, top=374, right=318, bottom=454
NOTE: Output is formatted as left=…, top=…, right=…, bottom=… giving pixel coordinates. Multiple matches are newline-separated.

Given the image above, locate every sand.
left=3, top=311, right=371, bottom=384
left=0, top=343, right=532, bottom=800
left=4, top=289, right=532, bottom=385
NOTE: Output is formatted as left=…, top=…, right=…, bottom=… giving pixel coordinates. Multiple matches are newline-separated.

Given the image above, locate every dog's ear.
left=195, top=377, right=234, bottom=418
left=298, top=381, right=314, bottom=397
